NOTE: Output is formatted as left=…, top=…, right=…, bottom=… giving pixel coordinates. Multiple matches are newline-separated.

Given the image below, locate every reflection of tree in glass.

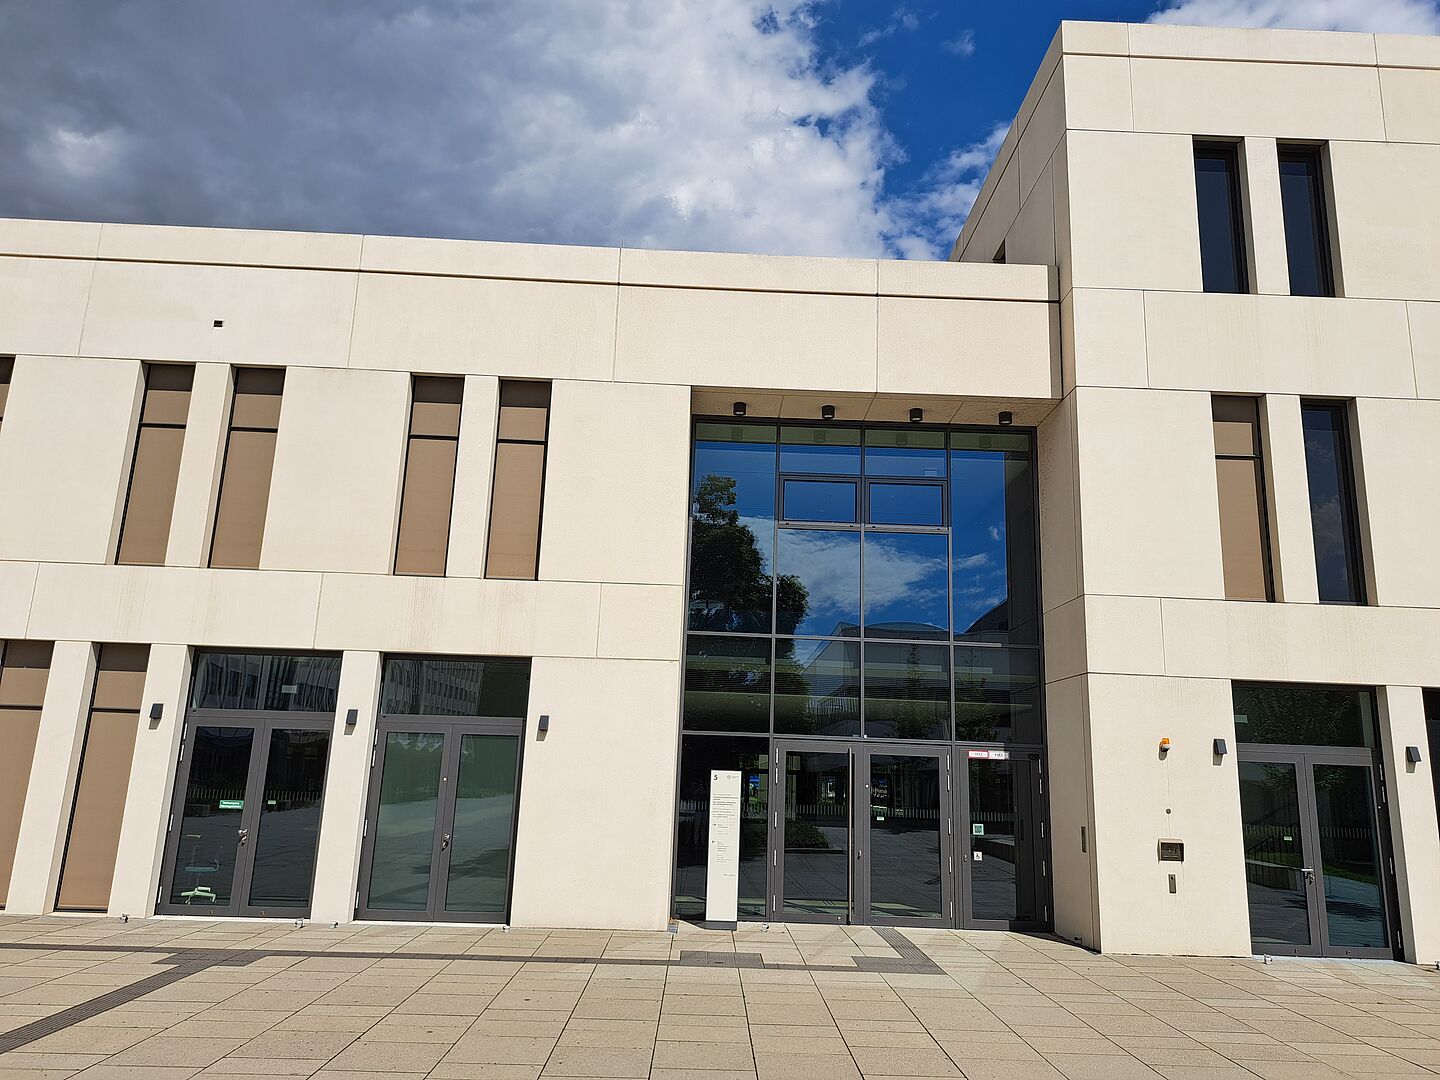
left=895, top=645, right=937, bottom=740
left=688, top=475, right=807, bottom=633
left=955, top=668, right=1000, bottom=741
left=1236, top=687, right=1367, bottom=768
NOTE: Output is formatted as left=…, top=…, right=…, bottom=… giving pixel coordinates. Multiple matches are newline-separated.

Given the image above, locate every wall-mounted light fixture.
left=998, top=410, right=1014, bottom=426
left=1213, top=737, right=1229, bottom=757
left=345, top=708, right=359, bottom=729
left=148, top=703, right=163, bottom=726
left=820, top=404, right=836, bottom=421
left=538, top=714, right=551, bottom=734
left=1407, top=745, right=1424, bottom=764
left=909, top=408, right=924, bottom=423
left=732, top=401, right=746, bottom=417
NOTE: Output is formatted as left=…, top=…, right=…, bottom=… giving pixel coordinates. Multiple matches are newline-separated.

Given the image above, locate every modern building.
left=0, top=19, right=1437, bottom=962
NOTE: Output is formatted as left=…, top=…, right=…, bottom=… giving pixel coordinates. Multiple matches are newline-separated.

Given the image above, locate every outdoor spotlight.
left=732, top=401, right=746, bottom=417
left=1213, top=738, right=1229, bottom=757
left=909, top=408, right=924, bottom=423
left=1407, top=745, right=1424, bottom=764
left=998, top=410, right=1014, bottom=425
left=820, top=404, right=836, bottom=420
left=345, top=708, right=359, bottom=728
left=148, top=703, right=163, bottom=722
left=538, top=714, right=551, bottom=733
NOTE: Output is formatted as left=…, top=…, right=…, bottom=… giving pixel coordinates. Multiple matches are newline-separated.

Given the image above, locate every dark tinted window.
left=952, top=432, right=1037, bottom=644
left=1301, top=402, right=1365, bottom=604
left=775, top=638, right=860, bottom=737
left=380, top=657, right=531, bottom=717
left=1279, top=147, right=1334, bottom=297
left=673, top=735, right=769, bottom=918
left=683, top=636, right=770, bottom=733
left=863, top=643, right=950, bottom=740
left=1232, top=684, right=1376, bottom=747
left=782, top=479, right=858, bottom=523
left=1195, top=143, right=1248, bottom=294
left=868, top=482, right=944, bottom=526
left=190, top=652, right=340, bottom=713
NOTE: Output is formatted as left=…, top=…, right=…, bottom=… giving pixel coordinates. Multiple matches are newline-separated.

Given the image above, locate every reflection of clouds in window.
left=864, top=535, right=947, bottom=609
left=777, top=530, right=859, bottom=635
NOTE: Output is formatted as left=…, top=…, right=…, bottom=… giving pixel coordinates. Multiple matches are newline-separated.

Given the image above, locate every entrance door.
left=770, top=741, right=951, bottom=926
left=159, top=717, right=332, bottom=916
left=960, top=750, right=1045, bottom=929
left=1239, top=748, right=1394, bottom=957
left=357, top=719, right=522, bottom=922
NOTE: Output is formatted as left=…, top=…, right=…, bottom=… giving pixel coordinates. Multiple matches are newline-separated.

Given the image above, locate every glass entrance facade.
left=674, top=419, right=1047, bottom=927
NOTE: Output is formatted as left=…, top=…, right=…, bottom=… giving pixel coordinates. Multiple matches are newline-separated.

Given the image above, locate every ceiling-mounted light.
left=909, top=408, right=924, bottom=424
left=732, top=401, right=746, bottom=417
left=820, top=404, right=836, bottom=421
left=998, top=410, right=1014, bottom=426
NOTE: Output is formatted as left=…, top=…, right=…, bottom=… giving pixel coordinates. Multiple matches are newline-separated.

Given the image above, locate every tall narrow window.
left=1194, top=142, right=1249, bottom=294
left=0, top=356, right=12, bottom=431
left=485, top=381, right=550, bottom=580
left=56, top=644, right=148, bottom=911
left=117, top=365, right=192, bottom=565
left=395, top=376, right=463, bottom=576
left=1426, top=690, right=1440, bottom=836
left=1213, top=397, right=1273, bottom=601
left=0, top=640, right=52, bottom=908
left=1278, top=146, right=1335, bottom=298
left=1301, top=401, right=1365, bottom=604
left=210, top=367, right=284, bottom=569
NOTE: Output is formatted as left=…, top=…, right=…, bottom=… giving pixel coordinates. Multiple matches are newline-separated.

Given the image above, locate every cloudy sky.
left=1, top=0, right=1436, bottom=260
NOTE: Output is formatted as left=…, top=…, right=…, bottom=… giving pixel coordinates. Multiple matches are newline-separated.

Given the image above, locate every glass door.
left=159, top=717, right=332, bottom=917
left=770, top=742, right=954, bottom=926
left=357, top=719, right=522, bottom=922
left=960, top=750, right=1045, bottom=929
left=861, top=749, right=950, bottom=926
left=1238, top=748, right=1394, bottom=958
left=772, top=743, right=852, bottom=922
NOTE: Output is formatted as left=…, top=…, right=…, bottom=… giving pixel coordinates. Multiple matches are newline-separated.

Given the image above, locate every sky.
left=0, top=0, right=1436, bottom=261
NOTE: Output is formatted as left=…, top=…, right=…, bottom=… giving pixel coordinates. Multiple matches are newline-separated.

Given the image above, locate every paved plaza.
left=1, top=916, right=1439, bottom=1079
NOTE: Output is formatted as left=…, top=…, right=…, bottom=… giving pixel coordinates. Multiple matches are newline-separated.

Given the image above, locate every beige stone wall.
left=0, top=217, right=1055, bottom=927
left=962, top=21, right=1440, bottom=958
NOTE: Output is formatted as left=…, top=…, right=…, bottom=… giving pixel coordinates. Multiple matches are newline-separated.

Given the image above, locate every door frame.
left=957, top=747, right=1048, bottom=932
left=355, top=714, right=525, bottom=923
left=1238, top=744, right=1399, bottom=959
left=767, top=738, right=955, bottom=927
left=157, top=709, right=334, bottom=918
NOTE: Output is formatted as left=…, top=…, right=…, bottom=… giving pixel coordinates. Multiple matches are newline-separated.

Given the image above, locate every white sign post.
left=704, top=769, right=741, bottom=927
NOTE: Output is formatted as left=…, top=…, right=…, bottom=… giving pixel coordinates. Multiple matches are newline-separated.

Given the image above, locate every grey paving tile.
left=538, top=1045, right=652, bottom=1077
left=651, top=1040, right=755, bottom=1070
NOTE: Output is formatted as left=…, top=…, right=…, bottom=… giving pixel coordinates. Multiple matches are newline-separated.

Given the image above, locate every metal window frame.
left=1194, top=140, right=1251, bottom=294
left=1299, top=399, right=1367, bottom=606
left=1277, top=144, right=1336, bottom=298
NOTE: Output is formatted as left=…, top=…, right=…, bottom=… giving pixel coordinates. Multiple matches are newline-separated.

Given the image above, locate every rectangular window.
left=0, top=640, right=52, bottom=908
left=395, top=376, right=463, bottom=576
left=1301, top=401, right=1365, bottom=604
left=190, top=651, right=340, bottom=713
left=56, top=644, right=148, bottom=911
left=1426, top=691, right=1440, bottom=831
left=1278, top=146, right=1335, bottom=298
left=485, top=380, right=550, bottom=580
left=1213, top=397, right=1273, bottom=601
left=1233, top=684, right=1375, bottom=748
left=210, top=368, right=284, bottom=569
left=117, top=365, right=193, bottom=565
left=1194, top=142, right=1249, bottom=294
left=0, top=356, right=12, bottom=430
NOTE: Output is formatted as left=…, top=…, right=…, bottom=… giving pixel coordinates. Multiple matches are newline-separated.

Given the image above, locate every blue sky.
left=0, top=0, right=1435, bottom=260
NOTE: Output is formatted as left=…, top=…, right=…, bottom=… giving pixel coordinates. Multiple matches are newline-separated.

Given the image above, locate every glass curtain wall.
left=675, top=419, right=1043, bottom=919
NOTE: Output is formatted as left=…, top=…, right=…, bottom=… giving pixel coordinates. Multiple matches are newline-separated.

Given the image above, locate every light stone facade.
left=0, top=20, right=1436, bottom=961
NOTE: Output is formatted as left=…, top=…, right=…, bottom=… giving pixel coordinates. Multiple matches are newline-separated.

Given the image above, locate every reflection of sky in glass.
left=1302, top=409, right=1360, bottom=603
left=692, top=440, right=775, bottom=569
left=951, top=451, right=1009, bottom=636
left=863, top=533, right=948, bottom=637
left=864, top=445, right=945, bottom=478
left=776, top=529, right=859, bottom=636
left=783, top=479, right=857, bottom=523
left=780, top=441, right=860, bottom=475
left=869, top=482, right=943, bottom=525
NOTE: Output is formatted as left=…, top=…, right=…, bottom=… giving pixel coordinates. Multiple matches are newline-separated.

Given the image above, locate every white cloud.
left=0, top=0, right=997, bottom=260
left=942, top=30, right=977, bottom=57
left=1149, top=0, right=1440, bottom=33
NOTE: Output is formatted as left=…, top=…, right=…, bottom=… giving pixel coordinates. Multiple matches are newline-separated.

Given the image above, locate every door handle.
left=1301, top=867, right=1315, bottom=884
left=237, top=828, right=249, bottom=846
left=441, top=833, right=451, bottom=851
